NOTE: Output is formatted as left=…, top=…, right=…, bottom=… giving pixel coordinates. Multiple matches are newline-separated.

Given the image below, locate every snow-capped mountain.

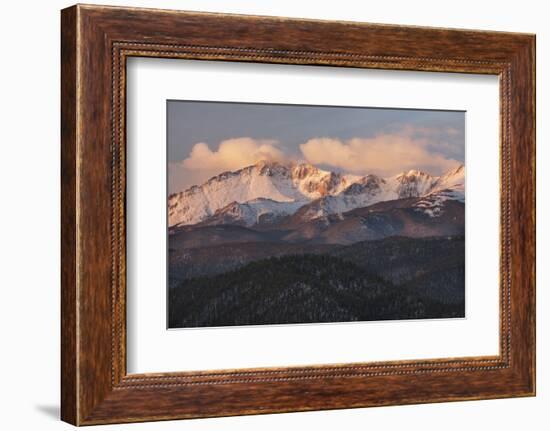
left=430, top=164, right=465, bottom=197
left=290, top=174, right=393, bottom=223
left=412, top=165, right=465, bottom=217
left=168, top=160, right=358, bottom=226
left=284, top=166, right=464, bottom=223
left=200, top=198, right=305, bottom=227
left=168, top=161, right=465, bottom=227
left=392, top=170, right=438, bottom=198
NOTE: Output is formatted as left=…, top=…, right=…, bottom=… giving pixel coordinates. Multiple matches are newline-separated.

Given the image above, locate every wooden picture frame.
left=61, top=4, right=535, bottom=425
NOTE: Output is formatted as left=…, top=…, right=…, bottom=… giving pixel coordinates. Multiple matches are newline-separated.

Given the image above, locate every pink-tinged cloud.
left=182, top=138, right=286, bottom=171
left=299, top=135, right=461, bottom=177
left=170, top=138, right=287, bottom=192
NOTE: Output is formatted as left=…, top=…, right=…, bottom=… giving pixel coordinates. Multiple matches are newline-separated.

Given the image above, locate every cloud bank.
left=182, top=138, right=286, bottom=171
left=169, top=138, right=287, bottom=193
left=300, top=133, right=461, bottom=177
left=169, top=128, right=463, bottom=193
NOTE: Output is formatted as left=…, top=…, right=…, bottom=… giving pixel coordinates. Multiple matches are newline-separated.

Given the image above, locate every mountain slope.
left=169, top=254, right=464, bottom=328
left=289, top=174, right=393, bottom=223
left=290, top=167, right=464, bottom=223
left=168, top=241, right=339, bottom=286
left=389, top=169, right=438, bottom=198
left=168, top=161, right=357, bottom=226
left=413, top=165, right=465, bottom=217
left=199, top=198, right=305, bottom=227
left=168, top=224, right=280, bottom=250
left=330, top=235, right=465, bottom=303
left=280, top=196, right=464, bottom=244
left=168, top=161, right=465, bottom=227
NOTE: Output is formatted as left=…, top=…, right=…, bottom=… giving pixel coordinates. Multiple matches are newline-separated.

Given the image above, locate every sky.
left=168, top=100, right=465, bottom=194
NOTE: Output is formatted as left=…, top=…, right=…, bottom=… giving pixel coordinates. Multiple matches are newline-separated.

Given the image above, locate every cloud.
left=397, top=125, right=464, bottom=160
left=182, top=138, right=286, bottom=171
left=169, top=129, right=464, bottom=193
left=169, top=138, right=287, bottom=192
left=300, top=134, right=461, bottom=177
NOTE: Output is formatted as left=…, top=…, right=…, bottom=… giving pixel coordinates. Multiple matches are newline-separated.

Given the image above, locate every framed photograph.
left=61, top=4, right=535, bottom=425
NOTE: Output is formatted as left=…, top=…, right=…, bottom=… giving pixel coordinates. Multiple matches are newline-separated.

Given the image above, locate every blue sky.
left=168, top=100, right=464, bottom=194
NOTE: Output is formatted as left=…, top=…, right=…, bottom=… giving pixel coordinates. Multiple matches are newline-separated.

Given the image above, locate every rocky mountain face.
left=168, top=161, right=465, bottom=228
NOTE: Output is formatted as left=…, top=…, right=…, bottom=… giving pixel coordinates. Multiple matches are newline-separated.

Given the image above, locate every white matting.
left=126, top=57, right=500, bottom=373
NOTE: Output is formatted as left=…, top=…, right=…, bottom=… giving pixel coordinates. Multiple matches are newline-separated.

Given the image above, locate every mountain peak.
left=397, top=169, right=432, bottom=179
left=446, top=164, right=465, bottom=175
left=253, top=159, right=287, bottom=169
left=431, top=164, right=465, bottom=195
left=168, top=162, right=466, bottom=227
left=393, top=170, right=436, bottom=199
left=251, top=159, right=291, bottom=177
left=291, top=162, right=323, bottom=179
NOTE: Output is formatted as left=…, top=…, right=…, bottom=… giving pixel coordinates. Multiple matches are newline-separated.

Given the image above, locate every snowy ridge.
left=391, top=170, right=438, bottom=198
left=203, top=198, right=305, bottom=227
left=414, top=189, right=464, bottom=218
left=169, top=161, right=465, bottom=227
left=294, top=175, right=395, bottom=222
left=169, top=160, right=356, bottom=226
left=431, top=164, right=465, bottom=196
left=414, top=165, right=465, bottom=217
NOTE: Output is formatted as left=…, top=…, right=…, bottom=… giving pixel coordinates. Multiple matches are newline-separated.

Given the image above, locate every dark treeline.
left=169, top=251, right=464, bottom=328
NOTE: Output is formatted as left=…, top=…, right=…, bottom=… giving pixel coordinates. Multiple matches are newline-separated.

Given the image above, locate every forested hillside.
left=169, top=253, right=464, bottom=328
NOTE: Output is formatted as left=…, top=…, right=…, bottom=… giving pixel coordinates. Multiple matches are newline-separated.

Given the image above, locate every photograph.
left=167, top=101, right=466, bottom=328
